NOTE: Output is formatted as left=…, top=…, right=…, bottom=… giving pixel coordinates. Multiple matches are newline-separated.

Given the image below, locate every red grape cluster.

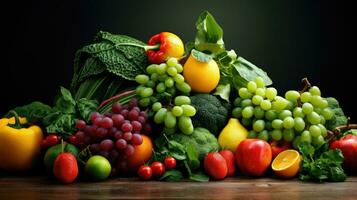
left=72, top=99, right=152, bottom=165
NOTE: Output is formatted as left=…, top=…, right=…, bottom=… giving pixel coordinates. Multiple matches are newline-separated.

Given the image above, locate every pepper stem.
left=7, top=110, right=22, bottom=129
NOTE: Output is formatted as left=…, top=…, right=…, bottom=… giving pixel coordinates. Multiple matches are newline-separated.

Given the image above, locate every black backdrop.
left=0, top=0, right=352, bottom=119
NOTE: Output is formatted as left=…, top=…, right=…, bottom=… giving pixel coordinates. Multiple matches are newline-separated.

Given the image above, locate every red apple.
left=270, top=141, right=291, bottom=158
left=330, top=134, right=357, bottom=172
left=235, top=139, right=272, bottom=177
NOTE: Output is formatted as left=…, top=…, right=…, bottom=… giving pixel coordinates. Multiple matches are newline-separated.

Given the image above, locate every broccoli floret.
left=190, top=94, right=231, bottom=136
left=325, top=97, right=348, bottom=130
left=168, top=127, right=219, bottom=160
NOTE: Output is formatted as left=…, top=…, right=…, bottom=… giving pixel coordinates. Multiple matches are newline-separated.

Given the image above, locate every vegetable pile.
left=1, top=11, right=355, bottom=184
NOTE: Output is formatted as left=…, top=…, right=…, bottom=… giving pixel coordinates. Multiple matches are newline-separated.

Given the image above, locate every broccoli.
left=325, top=97, right=348, bottom=130
left=190, top=94, right=231, bottom=136
left=168, top=127, right=219, bottom=160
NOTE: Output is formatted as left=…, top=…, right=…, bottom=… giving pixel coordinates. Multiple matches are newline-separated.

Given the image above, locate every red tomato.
left=53, top=152, right=78, bottom=184
left=204, top=152, right=227, bottom=180
left=164, top=157, right=176, bottom=169
left=47, top=135, right=60, bottom=147
left=138, top=165, right=153, bottom=180
left=219, top=150, right=236, bottom=176
left=235, top=139, right=272, bottom=177
left=330, top=134, right=357, bottom=172
left=68, top=135, right=78, bottom=145
left=151, top=162, right=165, bottom=177
left=270, top=140, right=291, bottom=158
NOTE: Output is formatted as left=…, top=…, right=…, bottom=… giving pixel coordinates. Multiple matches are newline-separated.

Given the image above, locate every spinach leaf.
left=160, top=170, right=183, bottom=182
left=45, top=114, right=76, bottom=136
left=189, top=171, right=209, bottom=182
left=7, top=101, right=53, bottom=123
left=77, top=98, right=98, bottom=121
left=191, top=49, right=212, bottom=62
left=195, top=11, right=225, bottom=54
left=54, top=87, right=76, bottom=114
left=186, top=143, right=200, bottom=171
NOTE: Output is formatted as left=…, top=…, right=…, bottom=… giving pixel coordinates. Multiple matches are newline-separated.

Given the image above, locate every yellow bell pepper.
left=0, top=111, right=43, bottom=171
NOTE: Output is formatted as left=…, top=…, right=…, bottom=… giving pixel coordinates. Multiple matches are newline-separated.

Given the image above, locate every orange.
left=183, top=53, right=220, bottom=93
left=271, top=149, right=301, bottom=178
left=127, top=135, right=153, bottom=171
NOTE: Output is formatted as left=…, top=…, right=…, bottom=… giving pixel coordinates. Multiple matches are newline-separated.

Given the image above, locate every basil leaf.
left=160, top=170, right=183, bottom=182
left=55, top=87, right=76, bottom=114
left=191, top=49, right=212, bottom=62
left=195, top=11, right=225, bottom=54
left=213, top=84, right=231, bottom=102
left=45, top=114, right=76, bottom=136
left=189, top=172, right=209, bottom=182
left=77, top=98, right=98, bottom=121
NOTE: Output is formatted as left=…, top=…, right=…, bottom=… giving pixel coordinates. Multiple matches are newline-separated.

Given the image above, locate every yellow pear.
left=218, top=118, right=248, bottom=152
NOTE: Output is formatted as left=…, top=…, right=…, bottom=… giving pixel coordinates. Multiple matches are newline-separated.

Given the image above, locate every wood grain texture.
left=0, top=176, right=356, bottom=200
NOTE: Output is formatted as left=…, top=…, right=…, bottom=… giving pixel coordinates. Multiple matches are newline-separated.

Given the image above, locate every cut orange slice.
left=271, top=149, right=301, bottom=178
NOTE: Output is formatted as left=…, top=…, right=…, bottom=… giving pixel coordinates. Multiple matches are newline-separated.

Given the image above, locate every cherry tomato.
left=151, top=161, right=165, bottom=177
left=164, top=157, right=176, bottom=169
left=69, top=135, right=78, bottom=145
left=46, top=134, right=60, bottom=146
left=41, top=139, right=49, bottom=148
left=138, top=165, right=152, bottom=180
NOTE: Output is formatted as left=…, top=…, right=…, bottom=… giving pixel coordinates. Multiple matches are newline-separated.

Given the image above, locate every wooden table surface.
left=0, top=176, right=356, bottom=200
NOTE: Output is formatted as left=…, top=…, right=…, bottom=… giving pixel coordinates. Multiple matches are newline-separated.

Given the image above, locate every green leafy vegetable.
left=191, top=49, right=212, bottom=62
left=325, top=97, right=348, bottom=130
left=160, top=170, right=183, bottom=182
left=189, top=171, right=210, bottom=182
left=77, top=98, right=99, bottom=121
left=298, top=142, right=346, bottom=182
left=8, top=102, right=53, bottom=123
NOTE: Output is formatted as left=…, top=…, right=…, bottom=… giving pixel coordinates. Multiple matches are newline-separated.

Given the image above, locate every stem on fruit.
left=299, top=77, right=311, bottom=94
left=97, top=90, right=136, bottom=111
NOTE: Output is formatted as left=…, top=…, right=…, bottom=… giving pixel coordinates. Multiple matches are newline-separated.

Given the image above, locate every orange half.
left=271, top=149, right=301, bottom=178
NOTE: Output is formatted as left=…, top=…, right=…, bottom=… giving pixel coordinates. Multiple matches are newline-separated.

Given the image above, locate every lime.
left=85, top=155, right=111, bottom=181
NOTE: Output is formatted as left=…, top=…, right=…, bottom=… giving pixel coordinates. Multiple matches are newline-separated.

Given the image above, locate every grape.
left=125, top=144, right=135, bottom=157
left=100, top=139, right=114, bottom=151
left=151, top=73, right=159, bottom=82
left=239, top=88, right=253, bottom=99
left=241, top=118, right=252, bottom=126
left=283, top=117, right=295, bottom=129
left=173, top=74, right=185, bottom=84
left=123, top=132, right=133, bottom=141
left=175, top=64, right=183, bottom=73
left=99, top=151, right=109, bottom=159
left=140, top=111, right=148, bottom=119
left=322, top=108, right=333, bottom=120
left=164, top=111, right=177, bottom=128
left=310, top=95, right=323, bottom=107
left=252, top=95, right=263, bottom=105
left=156, top=63, right=167, bottom=75
left=255, top=88, right=266, bottom=97
left=294, top=117, right=305, bottom=132
left=254, top=107, right=265, bottom=119
left=136, top=85, right=145, bottom=94
left=233, top=97, right=242, bottom=107
left=241, top=99, right=253, bottom=107
left=176, top=82, right=191, bottom=94
left=293, top=107, right=305, bottom=118
left=182, top=105, right=196, bottom=117
left=166, top=87, right=176, bottom=96
left=302, top=103, right=313, bottom=114
left=171, top=106, right=183, bottom=117
left=272, top=97, right=288, bottom=111
left=90, top=144, right=100, bottom=154
left=156, top=82, right=166, bottom=93
left=167, top=67, right=178, bottom=76
left=96, top=127, right=108, bottom=138
left=300, top=130, right=312, bottom=143
left=272, top=119, right=283, bottom=130
left=285, top=90, right=300, bottom=102
left=128, top=110, right=139, bottom=121
left=300, top=92, right=311, bottom=103
left=154, top=108, right=167, bottom=124
left=318, top=124, right=328, bottom=137
left=101, top=117, right=113, bottom=128
left=76, top=120, right=86, bottom=130
left=232, top=107, right=243, bottom=118
left=309, top=86, right=321, bottom=96
left=152, top=102, right=162, bottom=112
left=131, top=121, right=142, bottom=131
left=135, top=75, right=149, bottom=85
left=140, top=88, right=153, bottom=97
left=318, top=99, right=328, bottom=109
left=75, top=131, right=85, bottom=142
left=174, top=96, right=191, bottom=106
left=271, top=129, right=283, bottom=141
left=260, top=100, right=272, bottom=110
left=283, top=129, right=295, bottom=142
left=292, top=136, right=301, bottom=149
left=265, top=110, right=277, bottom=121
left=314, top=107, right=322, bottom=114
left=309, top=125, right=321, bottom=137
left=121, top=123, right=133, bottom=132
left=307, top=111, right=321, bottom=125
left=146, top=64, right=157, bottom=74
left=253, top=120, right=265, bottom=132
left=108, top=127, right=118, bottom=137
left=109, top=150, right=119, bottom=163
left=164, top=78, right=174, bottom=88
left=247, top=130, right=257, bottom=138
left=131, top=134, right=143, bottom=145
left=93, top=117, right=103, bottom=126
left=266, top=87, right=277, bottom=100
left=285, top=101, right=295, bottom=110
left=312, top=135, right=325, bottom=146
left=178, top=116, right=194, bottom=135
left=242, top=106, right=254, bottom=118
left=167, top=57, right=177, bottom=67
left=114, top=131, right=123, bottom=140
left=112, top=114, right=125, bottom=127
left=255, top=77, right=265, bottom=88
left=258, top=130, right=269, bottom=141
left=320, top=116, right=326, bottom=125
left=279, top=110, right=292, bottom=120
left=247, top=81, right=257, bottom=93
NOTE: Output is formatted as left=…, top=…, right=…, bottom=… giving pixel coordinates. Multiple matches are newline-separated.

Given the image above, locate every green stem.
left=115, top=43, right=160, bottom=51
left=7, top=110, right=22, bottom=129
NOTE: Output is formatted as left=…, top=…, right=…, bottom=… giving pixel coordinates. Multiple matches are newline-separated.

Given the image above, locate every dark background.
left=0, top=0, right=351, bottom=119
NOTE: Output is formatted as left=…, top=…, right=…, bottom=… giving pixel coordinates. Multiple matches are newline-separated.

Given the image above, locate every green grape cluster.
left=135, top=58, right=195, bottom=135
left=232, top=77, right=334, bottom=148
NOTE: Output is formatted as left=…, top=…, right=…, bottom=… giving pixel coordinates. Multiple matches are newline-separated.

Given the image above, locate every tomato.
left=235, top=139, right=272, bottom=177
left=151, top=161, right=165, bottom=177
left=46, top=134, right=60, bottom=147
left=219, top=150, right=236, bottom=176
left=85, top=155, right=111, bottom=181
left=138, top=165, right=153, bottom=180
left=204, top=152, right=227, bottom=180
left=164, top=157, right=176, bottom=169
left=53, top=152, right=78, bottom=184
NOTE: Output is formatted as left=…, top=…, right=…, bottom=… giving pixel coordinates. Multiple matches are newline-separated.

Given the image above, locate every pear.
left=218, top=118, right=248, bottom=152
